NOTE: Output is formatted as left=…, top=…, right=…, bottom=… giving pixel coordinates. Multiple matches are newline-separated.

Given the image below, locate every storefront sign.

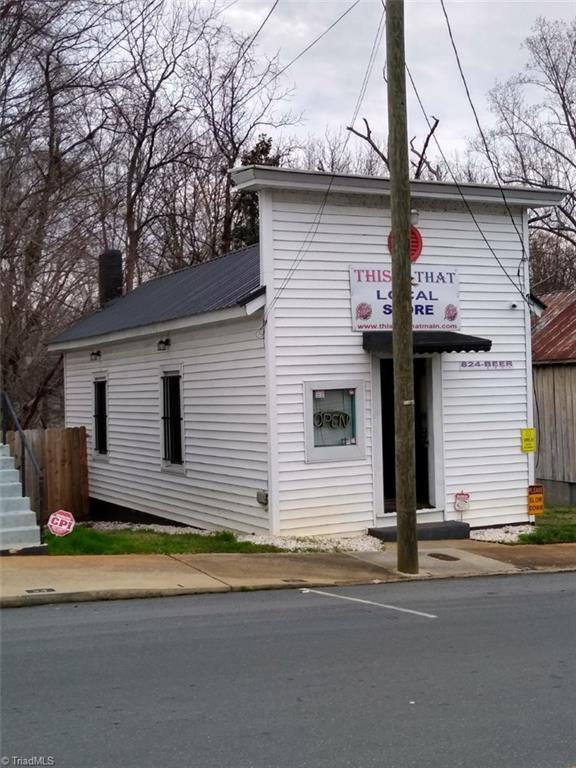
left=528, top=484, right=544, bottom=515
left=350, top=264, right=460, bottom=331
left=521, top=428, right=537, bottom=453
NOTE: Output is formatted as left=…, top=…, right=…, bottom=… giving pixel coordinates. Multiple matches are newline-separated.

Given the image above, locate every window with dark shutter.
left=162, top=373, right=183, bottom=464
left=94, top=379, right=108, bottom=454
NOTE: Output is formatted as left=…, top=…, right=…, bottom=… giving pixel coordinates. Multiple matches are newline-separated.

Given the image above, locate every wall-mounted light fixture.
left=157, top=338, right=171, bottom=352
left=90, top=350, right=101, bottom=361
left=410, top=209, right=420, bottom=225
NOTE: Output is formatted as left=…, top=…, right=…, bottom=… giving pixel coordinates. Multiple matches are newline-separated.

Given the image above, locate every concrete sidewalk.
left=1, top=540, right=576, bottom=608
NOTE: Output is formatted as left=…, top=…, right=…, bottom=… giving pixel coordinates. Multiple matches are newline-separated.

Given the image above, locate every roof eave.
left=231, top=165, right=566, bottom=208
left=48, top=304, right=256, bottom=352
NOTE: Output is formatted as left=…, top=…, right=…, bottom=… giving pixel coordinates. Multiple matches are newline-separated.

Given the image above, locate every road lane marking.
left=300, top=588, right=437, bottom=619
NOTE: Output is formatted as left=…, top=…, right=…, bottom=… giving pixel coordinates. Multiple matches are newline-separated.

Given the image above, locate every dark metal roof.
left=51, top=245, right=260, bottom=344
left=532, top=290, right=576, bottom=363
left=363, top=331, right=492, bottom=354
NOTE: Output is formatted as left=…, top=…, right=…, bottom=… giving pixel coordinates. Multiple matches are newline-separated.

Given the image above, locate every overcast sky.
left=221, top=0, right=574, bottom=162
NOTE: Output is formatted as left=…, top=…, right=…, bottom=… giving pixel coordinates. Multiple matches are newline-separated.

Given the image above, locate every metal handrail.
left=1, top=391, right=44, bottom=530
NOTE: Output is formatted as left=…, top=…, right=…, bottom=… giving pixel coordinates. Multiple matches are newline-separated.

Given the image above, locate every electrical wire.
left=188, top=0, right=364, bottom=153
left=370, top=0, right=530, bottom=305
left=404, top=60, right=531, bottom=306
left=438, top=0, right=528, bottom=278
left=232, top=0, right=280, bottom=71
left=239, top=0, right=364, bottom=111
left=261, top=4, right=385, bottom=330
left=217, top=0, right=242, bottom=15
left=351, top=10, right=386, bottom=126
left=271, top=0, right=363, bottom=85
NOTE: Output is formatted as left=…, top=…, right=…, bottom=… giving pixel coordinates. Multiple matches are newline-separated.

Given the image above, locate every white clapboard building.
left=49, top=167, right=565, bottom=536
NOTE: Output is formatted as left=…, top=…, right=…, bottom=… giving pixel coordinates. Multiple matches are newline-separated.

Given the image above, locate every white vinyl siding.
left=265, top=190, right=531, bottom=533
left=64, top=316, right=269, bottom=533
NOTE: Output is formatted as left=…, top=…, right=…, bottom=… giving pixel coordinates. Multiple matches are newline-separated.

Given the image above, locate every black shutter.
left=162, top=374, right=182, bottom=464
left=94, top=380, right=107, bottom=454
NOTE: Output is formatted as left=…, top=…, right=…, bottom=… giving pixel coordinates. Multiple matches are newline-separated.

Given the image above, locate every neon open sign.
left=313, top=411, right=351, bottom=429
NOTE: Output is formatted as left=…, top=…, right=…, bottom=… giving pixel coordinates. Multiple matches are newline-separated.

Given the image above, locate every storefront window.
left=304, top=381, right=365, bottom=463
left=312, top=388, right=356, bottom=447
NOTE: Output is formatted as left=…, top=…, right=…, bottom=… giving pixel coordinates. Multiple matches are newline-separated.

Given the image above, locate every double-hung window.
left=162, top=372, right=183, bottom=465
left=93, top=379, right=108, bottom=454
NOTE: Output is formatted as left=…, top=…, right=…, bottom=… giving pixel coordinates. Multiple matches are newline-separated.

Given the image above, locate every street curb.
left=0, top=577, right=394, bottom=608
left=2, top=565, right=576, bottom=608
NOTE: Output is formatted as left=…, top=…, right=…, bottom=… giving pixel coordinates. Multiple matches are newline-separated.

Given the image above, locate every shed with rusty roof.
left=532, top=291, right=576, bottom=505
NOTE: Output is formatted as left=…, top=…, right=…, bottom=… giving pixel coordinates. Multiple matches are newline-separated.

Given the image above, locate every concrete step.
left=0, top=496, right=31, bottom=513
left=0, top=482, right=24, bottom=500
left=0, top=510, right=38, bottom=529
left=0, top=456, right=14, bottom=470
left=0, top=525, right=41, bottom=549
left=0, top=468, right=19, bottom=484
left=0, top=444, right=10, bottom=457
left=369, top=520, right=471, bottom=542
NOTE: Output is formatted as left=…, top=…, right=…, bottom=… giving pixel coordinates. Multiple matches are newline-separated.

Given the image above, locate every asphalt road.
left=1, top=573, right=575, bottom=768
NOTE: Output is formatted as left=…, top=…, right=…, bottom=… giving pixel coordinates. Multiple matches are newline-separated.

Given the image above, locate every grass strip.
left=518, top=507, right=576, bottom=545
left=46, top=527, right=283, bottom=555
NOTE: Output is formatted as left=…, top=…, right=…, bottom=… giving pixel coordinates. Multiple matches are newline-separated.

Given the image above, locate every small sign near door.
left=528, top=485, right=544, bottom=516
left=454, top=491, right=470, bottom=514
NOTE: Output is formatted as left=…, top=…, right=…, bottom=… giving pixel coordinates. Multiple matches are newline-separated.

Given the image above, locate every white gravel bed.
left=87, top=520, right=534, bottom=547
left=236, top=532, right=384, bottom=552
left=470, top=524, right=533, bottom=543
left=86, top=521, right=384, bottom=552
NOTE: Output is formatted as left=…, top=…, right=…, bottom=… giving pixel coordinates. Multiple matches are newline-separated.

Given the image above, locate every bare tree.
left=101, top=0, right=217, bottom=291
left=190, top=28, right=294, bottom=254
left=480, top=18, right=575, bottom=248
left=1, top=0, right=128, bottom=422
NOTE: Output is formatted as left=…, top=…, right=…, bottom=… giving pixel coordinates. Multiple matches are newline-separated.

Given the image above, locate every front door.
left=380, top=358, right=431, bottom=512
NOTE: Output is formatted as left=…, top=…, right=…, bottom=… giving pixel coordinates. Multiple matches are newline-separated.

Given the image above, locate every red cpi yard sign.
left=47, top=509, right=76, bottom=536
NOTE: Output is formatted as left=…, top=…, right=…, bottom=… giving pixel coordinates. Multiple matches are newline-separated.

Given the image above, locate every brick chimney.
left=98, top=249, right=123, bottom=307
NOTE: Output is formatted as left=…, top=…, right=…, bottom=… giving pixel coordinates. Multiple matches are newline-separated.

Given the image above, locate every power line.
left=188, top=0, right=363, bottom=149
left=405, top=65, right=531, bottom=305
left=220, top=0, right=364, bottom=104
left=233, top=0, right=279, bottom=70
left=261, top=4, right=385, bottom=328
left=209, top=0, right=364, bottom=114
left=371, top=0, right=529, bottom=305
left=217, top=0, right=242, bottom=15
left=438, top=0, right=528, bottom=278
left=351, top=8, right=386, bottom=126
left=272, top=0, right=363, bottom=84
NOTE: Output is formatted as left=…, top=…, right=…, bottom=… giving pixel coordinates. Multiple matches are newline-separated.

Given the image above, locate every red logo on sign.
left=47, top=510, right=75, bottom=537
left=387, top=226, right=423, bottom=262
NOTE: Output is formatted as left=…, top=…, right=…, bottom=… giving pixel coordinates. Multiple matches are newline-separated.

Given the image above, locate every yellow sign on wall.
left=521, top=428, right=537, bottom=453
left=528, top=484, right=544, bottom=516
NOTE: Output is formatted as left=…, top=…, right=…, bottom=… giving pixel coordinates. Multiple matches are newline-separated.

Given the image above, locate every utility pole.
left=386, top=0, right=418, bottom=573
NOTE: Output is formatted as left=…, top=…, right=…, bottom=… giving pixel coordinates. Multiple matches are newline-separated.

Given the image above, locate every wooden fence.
left=7, top=427, right=89, bottom=522
left=533, top=364, right=576, bottom=484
